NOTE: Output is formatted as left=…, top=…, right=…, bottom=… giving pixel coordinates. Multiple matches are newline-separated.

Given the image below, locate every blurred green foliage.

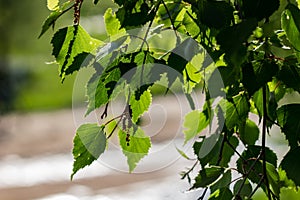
left=0, top=0, right=115, bottom=112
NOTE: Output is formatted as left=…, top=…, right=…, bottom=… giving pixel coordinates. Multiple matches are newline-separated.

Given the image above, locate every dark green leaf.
left=200, top=1, right=233, bottom=30
left=71, top=123, right=106, bottom=180
left=208, top=188, right=233, bottom=200
left=193, top=134, right=221, bottom=167
left=65, top=52, right=94, bottom=76
left=210, top=171, right=232, bottom=193
left=192, top=166, right=224, bottom=189
left=278, top=62, right=300, bottom=93
left=239, top=119, right=260, bottom=145
left=219, top=93, right=249, bottom=129
left=94, top=0, right=99, bottom=5
left=282, top=4, right=300, bottom=51
left=219, top=136, right=239, bottom=167
left=39, top=11, right=61, bottom=38
left=233, top=179, right=252, bottom=199
left=217, top=19, right=257, bottom=67
left=237, top=145, right=277, bottom=184
left=281, top=147, right=300, bottom=186
left=242, top=60, right=279, bottom=96
left=242, top=0, right=280, bottom=21
left=266, top=162, right=280, bottom=197
left=277, top=104, right=300, bottom=148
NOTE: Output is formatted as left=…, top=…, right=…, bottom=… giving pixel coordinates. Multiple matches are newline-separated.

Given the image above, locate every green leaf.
left=219, top=93, right=249, bottom=129
left=176, top=146, right=193, bottom=160
left=210, top=171, right=232, bottom=193
left=219, top=136, right=239, bottom=167
left=86, top=69, right=120, bottom=116
left=233, top=179, right=252, bottom=199
left=282, top=4, right=300, bottom=51
left=130, top=89, right=152, bottom=123
left=183, top=110, right=209, bottom=144
left=239, top=119, right=260, bottom=145
left=116, top=2, right=156, bottom=28
left=71, top=123, right=106, bottom=180
left=104, top=8, right=126, bottom=38
left=208, top=188, right=233, bottom=200
left=65, top=52, right=94, bottom=76
left=192, top=166, right=224, bottom=189
left=266, top=162, right=280, bottom=197
left=118, top=128, right=151, bottom=172
left=242, top=0, right=280, bottom=21
left=217, top=19, right=257, bottom=67
left=47, top=0, right=59, bottom=11
left=182, top=10, right=200, bottom=37
left=237, top=145, right=277, bottom=184
left=39, top=1, right=72, bottom=38
left=51, top=25, right=102, bottom=80
left=281, top=147, right=300, bottom=186
left=278, top=167, right=296, bottom=188
left=278, top=61, right=300, bottom=93
left=277, top=104, right=300, bottom=148
left=200, top=1, right=233, bottom=30
left=39, top=11, right=61, bottom=38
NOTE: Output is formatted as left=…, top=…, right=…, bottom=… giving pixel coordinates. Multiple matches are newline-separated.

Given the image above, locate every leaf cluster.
left=41, top=0, right=300, bottom=199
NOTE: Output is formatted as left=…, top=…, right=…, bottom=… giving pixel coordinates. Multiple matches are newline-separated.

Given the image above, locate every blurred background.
left=0, top=1, right=299, bottom=200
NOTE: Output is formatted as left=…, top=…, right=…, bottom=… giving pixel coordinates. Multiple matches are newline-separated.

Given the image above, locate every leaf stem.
left=262, top=85, right=271, bottom=199
left=161, top=0, right=178, bottom=37
left=197, top=187, right=208, bottom=200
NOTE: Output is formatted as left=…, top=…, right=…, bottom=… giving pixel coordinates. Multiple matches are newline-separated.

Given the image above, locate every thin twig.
left=161, top=0, right=178, bottom=37
left=138, top=1, right=161, bottom=87
left=262, top=85, right=271, bottom=199
left=197, top=187, right=208, bottom=200
left=217, top=133, right=227, bottom=165
left=248, top=176, right=264, bottom=199
left=236, top=153, right=262, bottom=198
left=106, top=117, right=122, bottom=139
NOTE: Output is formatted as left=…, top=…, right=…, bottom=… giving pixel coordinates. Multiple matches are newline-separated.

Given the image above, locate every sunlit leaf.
left=71, top=123, right=106, bottom=180
left=47, top=0, right=59, bottom=11
left=51, top=25, right=103, bottom=80
left=183, top=110, right=209, bottom=144
left=219, top=93, right=249, bottom=129
left=104, top=8, right=125, bottom=38
left=130, top=89, right=152, bottom=123
left=118, top=128, right=151, bottom=172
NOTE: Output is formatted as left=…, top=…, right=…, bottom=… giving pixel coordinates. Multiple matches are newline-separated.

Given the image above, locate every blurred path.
left=0, top=94, right=201, bottom=200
